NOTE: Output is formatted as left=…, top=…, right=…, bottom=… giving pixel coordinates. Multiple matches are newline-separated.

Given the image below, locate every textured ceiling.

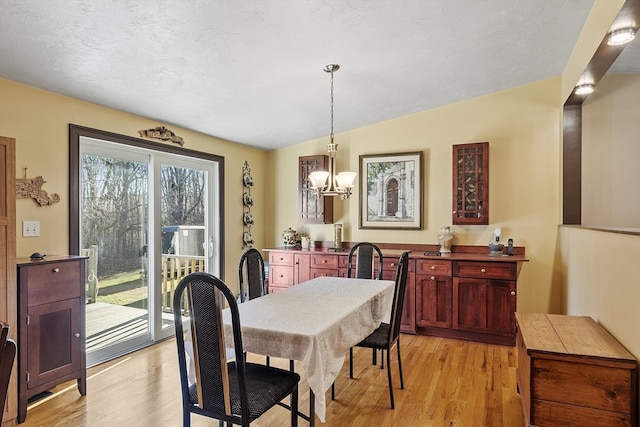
left=0, top=0, right=599, bottom=149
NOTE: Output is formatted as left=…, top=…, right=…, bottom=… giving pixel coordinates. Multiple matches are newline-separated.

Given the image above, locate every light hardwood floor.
left=21, top=334, right=524, bottom=426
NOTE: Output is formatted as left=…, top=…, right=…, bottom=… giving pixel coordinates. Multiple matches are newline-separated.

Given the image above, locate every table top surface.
left=223, top=276, right=395, bottom=422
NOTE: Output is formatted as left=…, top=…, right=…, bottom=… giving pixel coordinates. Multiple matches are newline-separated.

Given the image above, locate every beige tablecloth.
left=222, top=276, right=394, bottom=422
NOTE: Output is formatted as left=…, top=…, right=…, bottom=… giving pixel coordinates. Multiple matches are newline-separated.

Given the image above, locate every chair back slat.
left=238, top=248, right=266, bottom=302
left=348, top=242, right=383, bottom=280
left=186, top=280, right=231, bottom=414
left=388, top=252, right=410, bottom=342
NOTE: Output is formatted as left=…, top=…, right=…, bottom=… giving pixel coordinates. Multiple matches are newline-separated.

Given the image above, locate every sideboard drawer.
left=310, top=254, right=339, bottom=270
left=269, top=265, right=293, bottom=286
left=27, top=261, right=81, bottom=305
left=269, top=252, right=295, bottom=266
left=454, top=261, right=516, bottom=280
left=416, top=259, right=452, bottom=276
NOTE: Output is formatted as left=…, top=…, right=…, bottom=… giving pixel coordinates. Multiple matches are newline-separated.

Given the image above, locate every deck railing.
left=161, top=254, right=205, bottom=312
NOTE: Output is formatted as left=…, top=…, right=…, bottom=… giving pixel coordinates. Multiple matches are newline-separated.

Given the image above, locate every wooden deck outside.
left=85, top=254, right=203, bottom=353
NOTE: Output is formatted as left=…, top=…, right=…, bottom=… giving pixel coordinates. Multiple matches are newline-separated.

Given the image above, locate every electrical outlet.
left=22, top=221, right=40, bottom=237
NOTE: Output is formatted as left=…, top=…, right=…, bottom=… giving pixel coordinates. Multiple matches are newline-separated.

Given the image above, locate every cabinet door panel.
left=485, top=281, right=516, bottom=335
left=294, top=254, right=310, bottom=284
left=453, top=278, right=487, bottom=332
left=416, top=275, right=452, bottom=328
left=27, top=298, right=81, bottom=389
left=453, top=278, right=516, bottom=335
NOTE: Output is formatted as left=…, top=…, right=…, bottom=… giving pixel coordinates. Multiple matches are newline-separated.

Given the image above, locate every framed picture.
left=359, top=151, right=423, bottom=229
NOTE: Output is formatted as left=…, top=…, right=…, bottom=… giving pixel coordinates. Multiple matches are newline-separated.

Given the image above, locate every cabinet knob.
left=510, top=291, right=516, bottom=296
left=430, top=265, right=436, bottom=270
left=74, top=333, right=80, bottom=338
left=279, top=274, right=284, bottom=278
left=52, top=268, right=60, bottom=273
left=452, top=210, right=457, bottom=214
left=322, top=260, right=327, bottom=263
left=480, top=268, right=486, bottom=273
left=390, top=263, right=395, bottom=267
left=430, top=276, right=436, bottom=281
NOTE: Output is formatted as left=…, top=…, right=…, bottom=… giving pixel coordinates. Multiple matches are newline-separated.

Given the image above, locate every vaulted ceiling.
left=0, top=0, right=598, bottom=149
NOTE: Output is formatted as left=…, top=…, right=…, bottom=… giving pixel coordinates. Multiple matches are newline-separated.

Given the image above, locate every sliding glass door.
left=74, top=132, right=222, bottom=366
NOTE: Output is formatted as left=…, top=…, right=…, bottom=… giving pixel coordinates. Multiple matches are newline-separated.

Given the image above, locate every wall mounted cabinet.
left=452, top=142, right=489, bottom=225
left=298, top=155, right=334, bottom=224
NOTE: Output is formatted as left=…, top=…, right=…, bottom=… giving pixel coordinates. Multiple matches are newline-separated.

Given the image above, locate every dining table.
left=222, top=275, right=395, bottom=424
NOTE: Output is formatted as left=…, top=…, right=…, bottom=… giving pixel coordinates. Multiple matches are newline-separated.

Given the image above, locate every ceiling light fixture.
left=574, top=83, right=595, bottom=95
left=308, top=64, right=357, bottom=200
left=607, top=27, right=636, bottom=45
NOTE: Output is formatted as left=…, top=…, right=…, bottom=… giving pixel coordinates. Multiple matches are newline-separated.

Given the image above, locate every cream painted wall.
left=558, top=0, right=639, bottom=413
left=268, top=77, right=562, bottom=314
left=582, top=74, right=640, bottom=228
left=0, top=78, right=268, bottom=292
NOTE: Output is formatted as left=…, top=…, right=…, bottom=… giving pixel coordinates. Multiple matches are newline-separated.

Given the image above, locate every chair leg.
left=289, top=359, right=294, bottom=371
left=349, top=347, right=354, bottom=379
left=380, top=349, right=384, bottom=369
left=397, top=341, right=404, bottom=390
left=331, top=382, right=335, bottom=400
left=266, top=355, right=270, bottom=366
left=291, top=384, right=299, bottom=427
left=386, top=347, right=395, bottom=409
left=372, top=348, right=377, bottom=365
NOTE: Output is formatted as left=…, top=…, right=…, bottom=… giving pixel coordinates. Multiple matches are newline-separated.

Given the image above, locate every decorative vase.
left=437, top=226, right=453, bottom=254
left=282, top=227, right=298, bottom=248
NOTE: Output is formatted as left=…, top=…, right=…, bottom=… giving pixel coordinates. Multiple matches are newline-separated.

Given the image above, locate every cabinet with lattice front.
left=298, top=155, right=334, bottom=224
left=452, top=142, right=489, bottom=225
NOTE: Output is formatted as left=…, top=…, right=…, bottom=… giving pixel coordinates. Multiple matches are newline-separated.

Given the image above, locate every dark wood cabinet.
left=453, top=278, right=516, bottom=336
left=299, top=155, right=334, bottom=224
left=416, top=258, right=519, bottom=346
left=17, top=256, right=87, bottom=423
left=452, top=142, right=489, bottom=225
left=452, top=260, right=517, bottom=341
left=416, top=259, right=452, bottom=329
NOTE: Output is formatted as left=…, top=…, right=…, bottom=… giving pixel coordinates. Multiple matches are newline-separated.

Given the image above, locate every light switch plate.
left=23, top=221, right=40, bottom=237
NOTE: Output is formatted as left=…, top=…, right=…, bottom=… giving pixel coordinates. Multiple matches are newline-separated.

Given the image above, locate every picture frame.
left=359, top=151, right=423, bottom=230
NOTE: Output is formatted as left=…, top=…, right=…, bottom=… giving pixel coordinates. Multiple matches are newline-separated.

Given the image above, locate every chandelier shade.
left=309, top=64, right=357, bottom=200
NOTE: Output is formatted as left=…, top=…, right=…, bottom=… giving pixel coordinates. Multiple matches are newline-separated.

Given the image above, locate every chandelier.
left=308, top=64, right=357, bottom=199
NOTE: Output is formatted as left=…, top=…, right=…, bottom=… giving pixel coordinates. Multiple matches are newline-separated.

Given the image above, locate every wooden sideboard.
left=265, top=243, right=527, bottom=345
left=515, top=313, right=638, bottom=427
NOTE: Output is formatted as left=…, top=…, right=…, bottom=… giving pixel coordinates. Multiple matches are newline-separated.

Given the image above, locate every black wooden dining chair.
left=238, top=248, right=266, bottom=303
left=173, top=272, right=300, bottom=427
left=349, top=251, right=409, bottom=409
left=347, top=242, right=383, bottom=280
left=0, top=322, right=16, bottom=424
